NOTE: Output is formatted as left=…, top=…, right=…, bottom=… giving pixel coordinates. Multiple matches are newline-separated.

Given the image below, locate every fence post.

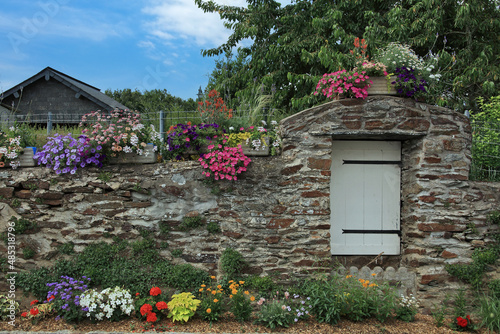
left=47, top=112, right=52, bottom=135
left=159, top=110, right=165, bottom=142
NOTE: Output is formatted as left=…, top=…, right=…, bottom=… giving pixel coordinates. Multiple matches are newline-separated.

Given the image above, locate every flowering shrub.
left=79, top=109, right=160, bottom=159
left=392, top=67, right=428, bottom=99
left=199, top=145, right=251, bottom=181
left=0, top=131, right=22, bottom=169
left=197, top=278, right=224, bottom=323
left=34, top=133, right=105, bottom=174
left=46, top=275, right=91, bottom=323
left=255, top=291, right=312, bottom=329
left=456, top=315, right=473, bottom=331
left=80, top=286, right=134, bottom=321
left=198, top=89, right=233, bottom=128
left=396, top=294, right=419, bottom=322
left=165, top=122, right=222, bottom=160
left=134, top=287, right=170, bottom=324
left=314, top=70, right=372, bottom=100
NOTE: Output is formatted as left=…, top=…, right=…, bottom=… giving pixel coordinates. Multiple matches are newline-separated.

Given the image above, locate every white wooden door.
left=330, top=141, right=401, bottom=255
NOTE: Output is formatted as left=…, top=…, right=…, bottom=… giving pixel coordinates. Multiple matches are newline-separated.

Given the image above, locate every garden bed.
left=0, top=313, right=475, bottom=333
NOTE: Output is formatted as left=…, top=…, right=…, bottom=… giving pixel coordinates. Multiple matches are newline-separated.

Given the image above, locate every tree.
left=104, top=89, right=197, bottom=113
left=197, top=0, right=499, bottom=114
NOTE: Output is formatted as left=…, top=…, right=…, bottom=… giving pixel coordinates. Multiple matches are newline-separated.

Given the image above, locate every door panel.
left=330, top=141, right=401, bottom=255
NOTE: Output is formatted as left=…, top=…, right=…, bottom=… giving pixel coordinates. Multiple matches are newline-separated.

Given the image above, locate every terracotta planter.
left=367, top=76, right=397, bottom=95
left=109, top=144, right=157, bottom=164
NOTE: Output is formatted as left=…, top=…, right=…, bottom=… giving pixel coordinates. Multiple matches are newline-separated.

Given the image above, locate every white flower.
left=261, top=120, right=267, bottom=126
left=229, top=126, right=234, bottom=131
left=271, top=120, right=278, bottom=125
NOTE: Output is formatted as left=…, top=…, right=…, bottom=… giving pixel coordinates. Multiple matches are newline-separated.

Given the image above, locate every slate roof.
left=1, top=67, right=128, bottom=110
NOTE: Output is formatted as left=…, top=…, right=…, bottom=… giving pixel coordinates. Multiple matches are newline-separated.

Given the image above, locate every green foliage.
left=300, top=274, right=398, bottom=325
left=159, top=221, right=171, bottom=235
left=489, top=279, right=500, bottom=299
left=58, top=242, right=75, bottom=255
left=470, top=96, right=500, bottom=181
left=167, top=292, right=201, bottom=323
left=0, top=295, right=19, bottom=321
left=163, top=264, right=210, bottom=293
left=198, top=0, right=499, bottom=114
left=220, top=248, right=247, bottom=279
left=431, top=298, right=448, bottom=328
left=246, top=275, right=277, bottom=296
left=10, top=199, right=20, bottom=208
left=230, top=290, right=252, bottom=322
left=23, top=247, right=36, bottom=259
left=479, top=295, right=500, bottom=332
left=171, top=249, right=183, bottom=258
left=488, top=210, right=500, bottom=225
left=445, top=262, right=485, bottom=289
left=17, top=267, right=55, bottom=299
left=179, top=215, right=205, bottom=231
left=206, top=221, right=221, bottom=234
left=97, top=171, right=112, bottom=182
left=9, top=216, right=37, bottom=234
left=255, top=299, right=294, bottom=329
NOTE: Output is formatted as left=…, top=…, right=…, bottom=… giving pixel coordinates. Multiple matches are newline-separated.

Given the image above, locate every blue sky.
left=0, top=0, right=290, bottom=101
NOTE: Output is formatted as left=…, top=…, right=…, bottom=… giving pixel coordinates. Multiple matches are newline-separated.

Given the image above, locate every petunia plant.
left=34, top=133, right=105, bottom=174
left=164, top=122, right=223, bottom=160
left=314, top=69, right=372, bottom=100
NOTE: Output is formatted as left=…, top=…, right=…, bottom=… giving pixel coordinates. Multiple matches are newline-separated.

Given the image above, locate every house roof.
left=1, top=66, right=129, bottom=111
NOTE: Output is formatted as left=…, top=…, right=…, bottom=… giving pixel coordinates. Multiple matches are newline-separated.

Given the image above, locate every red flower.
left=30, top=300, right=39, bottom=306
left=21, top=312, right=28, bottom=317
left=135, top=292, right=140, bottom=296
left=457, top=316, right=468, bottom=328
left=156, top=301, right=168, bottom=310
left=146, top=311, right=157, bottom=323
left=149, top=287, right=161, bottom=296
left=29, top=308, right=39, bottom=316
left=47, top=295, right=55, bottom=302
left=140, top=304, right=153, bottom=316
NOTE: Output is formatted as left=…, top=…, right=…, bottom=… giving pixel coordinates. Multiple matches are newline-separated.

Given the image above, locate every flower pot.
left=18, top=147, right=36, bottom=167
left=109, top=144, right=157, bottom=164
left=366, top=76, right=397, bottom=95
left=241, top=137, right=270, bottom=156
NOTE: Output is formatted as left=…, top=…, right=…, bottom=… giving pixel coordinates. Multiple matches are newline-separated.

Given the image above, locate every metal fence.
left=0, top=108, right=278, bottom=138
left=470, top=121, right=500, bottom=181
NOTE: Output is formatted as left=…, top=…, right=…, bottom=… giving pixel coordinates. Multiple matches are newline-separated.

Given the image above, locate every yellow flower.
left=199, top=288, right=204, bottom=292
left=358, top=279, right=365, bottom=284
left=211, top=276, right=216, bottom=279
left=211, top=290, right=217, bottom=295
left=369, top=283, right=378, bottom=287
left=201, top=284, right=206, bottom=288
left=239, top=281, right=245, bottom=285
left=250, top=296, right=255, bottom=302
left=229, top=295, right=233, bottom=299
left=217, top=285, right=222, bottom=289
left=214, top=299, right=219, bottom=303
left=228, top=280, right=234, bottom=283
left=346, top=275, right=353, bottom=279
left=232, top=289, right=238, bottom=295
left=244, top=291, right=249, bottom=295
left=207, top=288, right=211, bottom=291
left=371, top=273, right=377, bottom=277
left=206, top=308, right=211, bottom=314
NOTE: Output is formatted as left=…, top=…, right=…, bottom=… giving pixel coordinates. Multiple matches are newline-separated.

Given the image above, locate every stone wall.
left=1, top=96, right=499, bottom=310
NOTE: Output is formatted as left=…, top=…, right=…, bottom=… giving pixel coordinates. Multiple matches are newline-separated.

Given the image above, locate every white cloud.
left=142, top=0, right=247, bottom=47
left=0, top=4, right=132, bottom=43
